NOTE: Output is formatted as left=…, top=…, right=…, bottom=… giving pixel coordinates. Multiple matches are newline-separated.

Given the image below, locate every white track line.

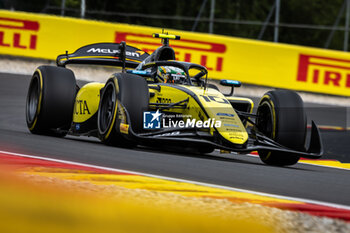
left=1, top=149, right=350, bottom=211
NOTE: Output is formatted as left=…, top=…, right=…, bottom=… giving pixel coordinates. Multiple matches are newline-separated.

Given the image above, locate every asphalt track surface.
left=0, top=72, right=349, bottom=206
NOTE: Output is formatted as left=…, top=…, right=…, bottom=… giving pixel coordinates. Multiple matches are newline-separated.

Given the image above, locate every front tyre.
left=97, top=73, right=149, bottom=146
left=256, top=90, right=306, bottom=166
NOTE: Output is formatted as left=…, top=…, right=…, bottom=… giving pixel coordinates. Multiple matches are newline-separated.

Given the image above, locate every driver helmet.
left=157, top=66, right=186, bottom=84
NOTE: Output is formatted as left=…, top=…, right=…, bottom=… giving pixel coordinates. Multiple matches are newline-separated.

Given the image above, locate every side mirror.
left=220, top=80, right=241, bottom=96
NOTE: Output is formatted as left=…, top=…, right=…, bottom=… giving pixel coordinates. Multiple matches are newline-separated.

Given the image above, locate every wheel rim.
left=99, top=82, right=116, bottom=134
left=26, top=76, right=40, bottom=123
left=257, top=101, right=274, bottom=138
left=256, top=100, right=275, bottom=160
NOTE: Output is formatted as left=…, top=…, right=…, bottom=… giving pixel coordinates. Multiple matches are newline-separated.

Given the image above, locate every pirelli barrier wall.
left=1, top=10, right=350, bottom=96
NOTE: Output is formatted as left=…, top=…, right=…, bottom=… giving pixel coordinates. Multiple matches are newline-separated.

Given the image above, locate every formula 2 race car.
left=26, top=33, right=323, bottom=166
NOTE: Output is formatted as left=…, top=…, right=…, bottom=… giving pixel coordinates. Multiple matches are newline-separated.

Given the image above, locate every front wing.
left=118, top=106, right=323, bottom=159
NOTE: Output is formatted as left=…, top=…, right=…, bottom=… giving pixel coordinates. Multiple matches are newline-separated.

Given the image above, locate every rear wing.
left=56, top=42, right=149, bottom=69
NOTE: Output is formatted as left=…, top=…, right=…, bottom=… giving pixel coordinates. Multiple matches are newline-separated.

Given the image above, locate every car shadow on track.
left=62, top=135, right=313, bottom=171
left=135, top=145, right=311, bottom=171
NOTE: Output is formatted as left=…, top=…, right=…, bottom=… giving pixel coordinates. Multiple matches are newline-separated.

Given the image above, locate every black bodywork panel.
left=56, top=42, right=149, bottom=68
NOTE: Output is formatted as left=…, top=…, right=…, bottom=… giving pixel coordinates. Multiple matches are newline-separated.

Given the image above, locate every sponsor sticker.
left=86, top=48, right=140, bottom=57
left=162, top=118, right=221, bottom=128
left=120, top=123, right=129, bottom=134
left=224, top=123, right=239, bottom=127
left=143, top=110, right=222, bottom=129
left=216, top=113, right=235, bottom=117
left=143, top=110, right=162, bottom=129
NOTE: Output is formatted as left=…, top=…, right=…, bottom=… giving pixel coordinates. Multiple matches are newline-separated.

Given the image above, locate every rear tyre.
left=256, top=90, right=306, bottom=166
left=26, top=66, right=76, bottom=136
left=97, top=73, right=149, bottom=146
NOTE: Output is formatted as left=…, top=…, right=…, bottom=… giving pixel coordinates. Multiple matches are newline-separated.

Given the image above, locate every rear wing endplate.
left=56, top=42, right=149, bottom=69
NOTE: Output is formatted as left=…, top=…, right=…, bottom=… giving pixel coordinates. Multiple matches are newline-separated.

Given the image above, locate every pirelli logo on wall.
left=115, top=32, right=226, bottom=73
left=297, top=54, right=350, bottom=89
left=0, top=17, right=39, bottom=50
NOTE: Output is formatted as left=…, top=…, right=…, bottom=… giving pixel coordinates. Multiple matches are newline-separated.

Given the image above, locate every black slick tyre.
left=198, top=146, right=215, bottom=154
left=26, top=66, right=76, bottom=136
left=256, top=90, right=306, bottom=166
left=97, top=73, right=149, bottom=146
